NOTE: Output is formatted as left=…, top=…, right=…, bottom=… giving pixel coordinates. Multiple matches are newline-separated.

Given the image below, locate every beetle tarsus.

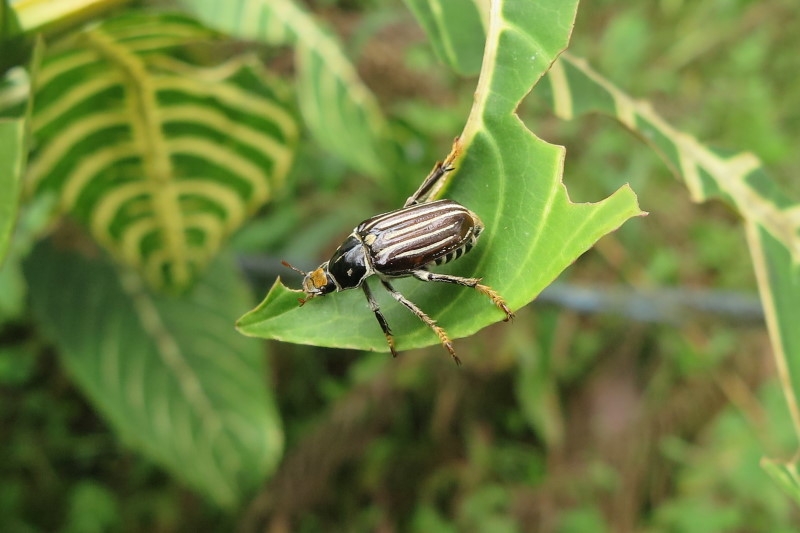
left=475, top=283, right=515, bottom=321
left=410, top=271, right=514, bottom=322
left=444, top=341, right=462, bottom=366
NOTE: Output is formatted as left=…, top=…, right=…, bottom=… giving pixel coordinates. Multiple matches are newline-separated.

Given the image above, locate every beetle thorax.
left=326, top=234, right=371, bottom=290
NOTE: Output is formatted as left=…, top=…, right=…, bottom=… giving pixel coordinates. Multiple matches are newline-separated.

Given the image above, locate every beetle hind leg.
left=411, top=270, right=515, bottom=321
left=362, top=282, right=398, bottom=358
left=380, top=280, right=461, bottom=365
left=474, top=283, right=515, bottom=322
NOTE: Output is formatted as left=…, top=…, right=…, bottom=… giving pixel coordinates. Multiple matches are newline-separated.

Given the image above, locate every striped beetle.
left=284, top=142, right=513, bottom=365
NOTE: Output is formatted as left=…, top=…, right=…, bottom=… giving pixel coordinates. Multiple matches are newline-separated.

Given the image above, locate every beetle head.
left=301, top=263, right=338, bottom=301
left=281, top=260, right=337, bottom=305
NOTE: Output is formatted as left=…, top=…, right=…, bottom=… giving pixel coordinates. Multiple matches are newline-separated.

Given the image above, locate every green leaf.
left=64, top=481, right=119, bottom=533
left=27, top=12, right=298, bottom=290
left=747, top=222, right=800, bottom=446
left=1, top=0, right=22, bottom=40
left=237, top=0, right=643, bottom=357
left=0, top=37, right=44, bottom=320
left=7, top=0, right=126, bottom=36
left=0, top=0, right=26, bottom=73
left=182, top=0, right=390, bottom=178
left=25, top=242, right=283, bottom=507
left=0, top=70, right=29, bottom=265
left=404, top=0, right=486, bottom=76
left=539, top=54, right=800, bottom=449
left=761, top=457, right=800, bottom=506
left=515, top=341, right=563, bottom=448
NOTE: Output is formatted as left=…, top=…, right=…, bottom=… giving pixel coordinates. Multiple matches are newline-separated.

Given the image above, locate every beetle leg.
left=404, top=161, right=452, bottom=207
left=404, top=138, right=462, bottom=207
left=410, top=270, right=515, bottom=321
left=380, top=280, right=461, bottom=365
left=362, top=282, right=398, bottom=358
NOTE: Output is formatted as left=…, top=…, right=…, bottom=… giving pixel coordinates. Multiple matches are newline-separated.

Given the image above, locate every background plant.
left=1, top=0, right=798, bottom=531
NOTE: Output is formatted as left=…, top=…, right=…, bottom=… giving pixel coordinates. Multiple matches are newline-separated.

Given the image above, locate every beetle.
left=283, top=142, right=513, bottom=365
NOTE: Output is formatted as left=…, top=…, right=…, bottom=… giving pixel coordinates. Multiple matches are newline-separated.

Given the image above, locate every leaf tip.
left=236, top=276, right=305, bottom=335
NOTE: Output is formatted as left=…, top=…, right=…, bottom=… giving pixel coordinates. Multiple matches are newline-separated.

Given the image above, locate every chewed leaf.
left=238, top=0, right=643, bottom=355
left=26, top=12, right=298, bottom=290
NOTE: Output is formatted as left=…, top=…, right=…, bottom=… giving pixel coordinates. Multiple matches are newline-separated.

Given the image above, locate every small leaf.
left=515, top=343, right=563, bottom=448
left=182, top=0, right=390, bottom=178
left=761, top=457, right=800, bottom=505
left=238, top=0, right=643, bottom=356
left=25, top=242, right=284, bottom=507
left=27, top=12, right=298, bottom=290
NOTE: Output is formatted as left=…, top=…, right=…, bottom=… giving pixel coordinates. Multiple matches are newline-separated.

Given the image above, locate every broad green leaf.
left=538, top=54, right=800, bottom=452
left=182, top=0, right=389, bottom=178
left=404, top=0, right=487, bottom=76
left=27, top=12, right=298, bottom=290
left=25, top=242, right=283, bottom=507
left=237, top=0, right=643, bottom=358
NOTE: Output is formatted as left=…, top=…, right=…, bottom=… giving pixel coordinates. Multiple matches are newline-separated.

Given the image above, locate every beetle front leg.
left=410, top=270, right=515, bottom=321
left=362, top=282, right=398, bottom=358
left=380, top=280, right=461, bottom=365
left=404, top=161, right=452, bottom=207
left=404, top=138, right=462, bottom=207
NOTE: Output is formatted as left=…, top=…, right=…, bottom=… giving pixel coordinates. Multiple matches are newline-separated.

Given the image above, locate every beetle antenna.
left=283, top=261, right=311, bottom=307
left=281, top=260, right=307, bottom=276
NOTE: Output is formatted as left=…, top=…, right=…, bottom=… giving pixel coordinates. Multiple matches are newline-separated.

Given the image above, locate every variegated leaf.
left=26, top=12, right=298, bottom=290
